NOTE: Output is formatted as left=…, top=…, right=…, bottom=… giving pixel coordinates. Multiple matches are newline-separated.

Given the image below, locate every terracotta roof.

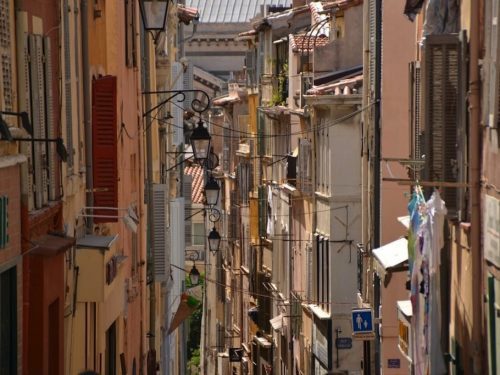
left=289, top=33, right=330, bottom=54
left=309, top=2, right=328, bottom=25
left=184, top=164, right=205, bottom=204
left=306, top=74, right=363, bottom=95
left=177, top=4, right=200, bottom=25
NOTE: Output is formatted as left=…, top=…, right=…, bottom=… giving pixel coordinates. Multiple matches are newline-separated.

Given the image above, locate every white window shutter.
left=172, top=62, right=184, bottom=146
left=152, top=184, right=169, bottom=281
left=44, top=37, right=57, bottom=201
left=183, top=175, right=192, bottom=247
left=183, top=60, right=193, bottom=110
left=170, top=197, right=185, bottom=279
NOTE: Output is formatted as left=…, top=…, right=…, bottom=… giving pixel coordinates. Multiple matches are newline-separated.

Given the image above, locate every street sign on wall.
left=352, top=309, right=374, bottom=335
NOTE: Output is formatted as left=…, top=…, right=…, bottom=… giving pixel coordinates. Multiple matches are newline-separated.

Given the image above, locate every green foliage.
left=270, top=62, right=289, bottom=106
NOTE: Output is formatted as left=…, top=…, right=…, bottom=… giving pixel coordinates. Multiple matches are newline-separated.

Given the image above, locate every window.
left=105, top=321, right=117, bottom=375
left=315, top=235, right=330, bottom=312
left=125, top=0, right=137, bottom=68
left=92, top=76, right=118, bottom=222
left=0, top=195, right=8, bottom=248
left=192, top=223, right=205, bottom=246
left=422, top=33, right=466, bottom=216
left=298, top=138, right=312, bottom=194
left=131, top=232, right=138, bottom=276
left=0, top=266, right=16, bottom=375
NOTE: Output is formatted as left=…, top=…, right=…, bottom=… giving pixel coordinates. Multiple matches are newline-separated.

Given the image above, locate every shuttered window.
left=0, top=195, right=8, bottom=248
left=183, top=175, right=192, bottom=246
left=152, top=184, right=168, bottom=280
left=0, top=0, right=13, bottom=112
left=245, top=49, right=256, bottom=88
left=298, top=138, right=312, bottom=194
left=258, top=186, right=267, bottom=238
left=63, top=0, right=74, bottom=169
left=125, top=0, right=137, bottom=68
left=488, top=0, right=500, bottom=128
left=409, top=61, right=422, bottom=181
left=422, top=34, right=466, bottom=215
left=183, top=60, right=193, bottom=110
left=92, top=75, right=118, bottom=222
left=171, top=62, right=184, bottom=146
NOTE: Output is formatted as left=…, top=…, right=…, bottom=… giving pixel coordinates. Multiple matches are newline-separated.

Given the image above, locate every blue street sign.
left=335, top=337, right=352, bottom=349
left=351, top=309, right=373, bottom=334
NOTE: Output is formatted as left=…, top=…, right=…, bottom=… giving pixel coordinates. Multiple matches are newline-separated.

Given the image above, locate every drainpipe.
left=81, top=0, right=93, bottom=232
left=469, top=1, right=483, bottom=374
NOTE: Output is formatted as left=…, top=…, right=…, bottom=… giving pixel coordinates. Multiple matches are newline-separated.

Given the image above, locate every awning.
left=76, top=234, right=118, bottom=250
left=30, top=234, right=75, bottom=256
left=373, top=238, right=408, bottom=271
left=270, top=314, right=284, bottom=330
left=397, top=300, right=412, bottom=319
left=307, top=304, right=330, bottom=320
left=254, top=336, right=272, bottom=348
left=397, top=215, right=410, bottom=229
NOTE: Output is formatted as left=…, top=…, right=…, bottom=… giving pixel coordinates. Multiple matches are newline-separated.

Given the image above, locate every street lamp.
left=189, top=264, right=200, bottom=286
left=207, top=227, right=221, bottom=254
left=139, top=0, right=170, bottom=31
left=190, top=120, right=211, bottom=165
left=204, top=175, right=220, bottom=207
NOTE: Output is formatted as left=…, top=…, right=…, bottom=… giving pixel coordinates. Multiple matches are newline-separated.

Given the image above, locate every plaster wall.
left=314, top=6, right=363, bottom=74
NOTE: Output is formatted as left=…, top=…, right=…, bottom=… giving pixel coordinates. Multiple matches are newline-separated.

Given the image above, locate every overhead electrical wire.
left=170, top=263, right=356, bottom=306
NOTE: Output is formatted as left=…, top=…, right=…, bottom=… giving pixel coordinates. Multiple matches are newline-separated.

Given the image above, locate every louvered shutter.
left=63, top=0, right=74, bottom=169
left=29, top=34, right=49, bottom=208
left=92, top=75, right=118, bottom=222
left=488, top=0, right=500, bottom=128
left=298, top=138, right=312, bottom=194
left=223, top=126, right=230, bottom=172
left=183, top=175, right=192, bottom=246
left=152, top=184, right=168, bottom=280
left=257, top=33, right=265, bottom=84
left=245, top=49, right=255, bottom=88
left=422, top=34, right=465, bottom=215
left=257, top=108, right=265, bottom=156
left=125, top=0, right=137, bottom=68
left=368, top=0, right=377, bottom=95
left=409, top=61, right=422, bottom=181
left=249, top=139, right=255, bottom=191
left=172, top=62, right=184, bottom=146
left=183, top=60, right=193, bottom=110
left=258, top=185, right=266, bottom=237
left=0, top=0, right=13, bottom=112
left=170, top=197, right=185, bottom=279
left=18, top=31, right=34, bottom=211
left=44, top=37, right=57, bottom=201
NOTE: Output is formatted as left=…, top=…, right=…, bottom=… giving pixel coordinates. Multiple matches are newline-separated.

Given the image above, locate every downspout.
left=469, top=1, right=483, bottom=374
left=81, top=0, right=93, bottom=232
